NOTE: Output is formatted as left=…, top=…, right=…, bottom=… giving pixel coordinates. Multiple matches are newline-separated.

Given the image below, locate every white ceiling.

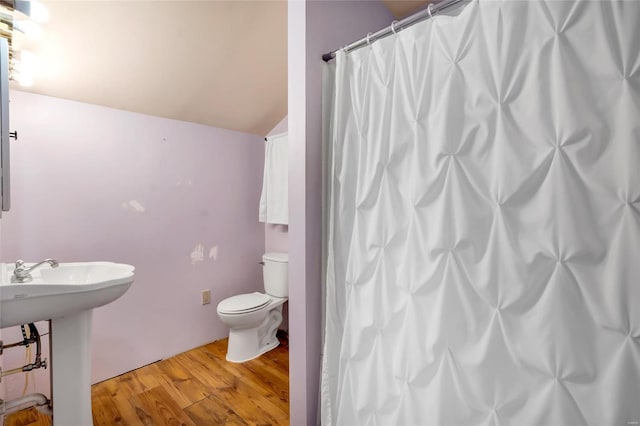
left=12, top=1, right=427, bottom=136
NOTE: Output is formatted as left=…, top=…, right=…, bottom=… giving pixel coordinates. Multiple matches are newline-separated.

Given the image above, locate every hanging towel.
left=259, top=133, right=288, bottom=225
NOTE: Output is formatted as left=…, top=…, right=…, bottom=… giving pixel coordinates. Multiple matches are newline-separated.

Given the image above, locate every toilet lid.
left=218, top=292, right=270, bottom=314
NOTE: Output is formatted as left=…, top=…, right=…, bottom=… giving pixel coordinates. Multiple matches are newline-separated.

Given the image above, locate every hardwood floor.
left=4, top=336, right=289, bottom=426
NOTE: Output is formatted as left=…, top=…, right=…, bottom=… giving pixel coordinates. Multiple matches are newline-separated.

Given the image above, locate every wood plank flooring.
left=4, top=336, right=289, bottom=426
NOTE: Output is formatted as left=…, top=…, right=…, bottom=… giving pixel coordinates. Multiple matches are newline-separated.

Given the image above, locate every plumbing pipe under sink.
left=0, top=393, right=53, bottom=416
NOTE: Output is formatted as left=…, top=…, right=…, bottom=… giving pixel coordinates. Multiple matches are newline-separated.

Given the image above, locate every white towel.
left=259, top=133, right=288, bottom=225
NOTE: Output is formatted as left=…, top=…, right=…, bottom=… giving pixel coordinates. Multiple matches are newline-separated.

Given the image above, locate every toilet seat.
left=217, top=292, right=270, bottom=315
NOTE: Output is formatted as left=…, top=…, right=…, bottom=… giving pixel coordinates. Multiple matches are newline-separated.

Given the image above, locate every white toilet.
left=217, top=252, right=288, bottom=363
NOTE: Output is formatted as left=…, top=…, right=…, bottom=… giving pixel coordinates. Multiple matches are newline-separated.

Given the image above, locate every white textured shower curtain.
left=322, top=1, right=640, bottom=425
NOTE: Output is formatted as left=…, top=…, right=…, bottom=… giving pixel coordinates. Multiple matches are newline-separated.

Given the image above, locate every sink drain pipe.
left=0, top=393, right=53, bottom=416
left=0, top=323, right=52, bottom=416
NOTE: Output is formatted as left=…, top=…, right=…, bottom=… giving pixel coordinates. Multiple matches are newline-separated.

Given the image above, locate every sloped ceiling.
left=13, top=1, right=427, bottom=136
left=14, top=1, right=287, bottom=136
left=381, top=0, right=430, bottom=19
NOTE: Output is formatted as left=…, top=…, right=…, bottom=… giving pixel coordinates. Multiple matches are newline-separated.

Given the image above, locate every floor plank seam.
left=4, top=338, right=289, bottom=426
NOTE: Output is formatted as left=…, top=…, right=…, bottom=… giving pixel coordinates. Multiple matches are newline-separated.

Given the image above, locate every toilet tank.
left=262, top=252, right=288, bottom=298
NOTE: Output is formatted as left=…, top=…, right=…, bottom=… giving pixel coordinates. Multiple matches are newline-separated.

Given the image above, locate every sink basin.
left=0, top=261, right=134, bottom=328
left=0, top=260, right=134, bottom=424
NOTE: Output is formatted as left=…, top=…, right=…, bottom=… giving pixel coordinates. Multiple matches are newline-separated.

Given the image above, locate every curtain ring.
left=366, top=32, right=373, bottom=47
left=427, top=4, right=434, bottom=19
left=391, top=20, right=398, bottom=34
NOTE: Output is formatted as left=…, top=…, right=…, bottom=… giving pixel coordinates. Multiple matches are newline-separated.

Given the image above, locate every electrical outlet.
left=201, top=289, right=211, bottom=305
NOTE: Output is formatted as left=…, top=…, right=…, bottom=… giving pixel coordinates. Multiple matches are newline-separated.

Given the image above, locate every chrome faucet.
left=12, top=259, right=59, bottom=283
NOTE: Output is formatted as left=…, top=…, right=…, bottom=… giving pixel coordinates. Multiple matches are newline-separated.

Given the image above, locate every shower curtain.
left=322, top=1, right=640, bottom=425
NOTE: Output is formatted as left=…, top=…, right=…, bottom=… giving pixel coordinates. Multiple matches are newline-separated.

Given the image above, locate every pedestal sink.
left=0, top=261, right=135, bottom=425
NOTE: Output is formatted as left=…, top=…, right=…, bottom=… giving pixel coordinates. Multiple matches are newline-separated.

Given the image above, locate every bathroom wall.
left=0, top=90, right=265, bottom=399
left=265, top=115, right=289, bottom=253
left=288, top=1, right=394, bottom=424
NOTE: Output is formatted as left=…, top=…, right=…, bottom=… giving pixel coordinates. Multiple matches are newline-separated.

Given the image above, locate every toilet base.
left=227, top=335, right=280, bottom=363
left=226, top=305, right=283, bottom=363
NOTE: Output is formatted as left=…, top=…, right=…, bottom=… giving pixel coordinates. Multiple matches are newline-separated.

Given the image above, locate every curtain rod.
left=321, top=0, right=468, bottom=62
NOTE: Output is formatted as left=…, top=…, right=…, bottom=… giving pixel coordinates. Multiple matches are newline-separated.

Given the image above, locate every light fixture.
left=14, top=1, right=48, bottom=23
left=31, top=2, right=48, bottom=23
left=0, top=0, right=49, bottom=86
left=14, top=18, right=43, bottom=40
left=12, top=49, right=37, bottom=86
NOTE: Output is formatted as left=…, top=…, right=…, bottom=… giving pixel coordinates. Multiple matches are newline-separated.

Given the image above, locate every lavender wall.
left=0, top=91, right=265, bottom=399
left=265, top=115, right=289, bottom=253
left=288, top=1, right=394, bottom=424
